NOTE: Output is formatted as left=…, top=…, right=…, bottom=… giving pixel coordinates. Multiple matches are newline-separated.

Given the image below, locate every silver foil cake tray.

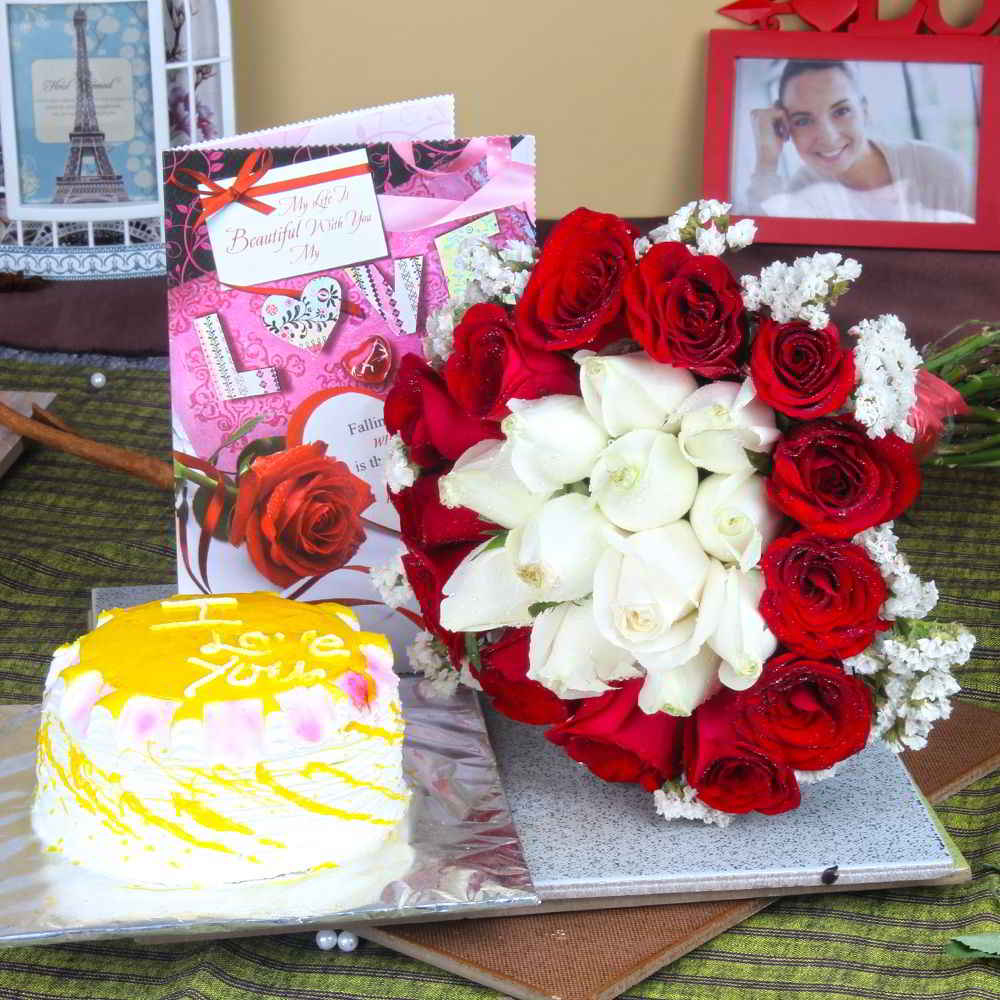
left=0, top=679, right=539, bottom=948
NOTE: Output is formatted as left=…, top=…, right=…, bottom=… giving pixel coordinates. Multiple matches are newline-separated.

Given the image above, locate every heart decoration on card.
left=260, top=276, right=342, bottom=353
left=342, top=335, right=394, bottom=387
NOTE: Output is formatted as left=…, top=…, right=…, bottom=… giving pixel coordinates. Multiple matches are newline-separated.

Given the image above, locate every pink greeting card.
left=163, top=131, right=535, bottom=656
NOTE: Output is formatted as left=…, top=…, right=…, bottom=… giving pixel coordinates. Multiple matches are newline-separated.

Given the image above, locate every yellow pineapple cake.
left=32, top=593, right=410, bottom=887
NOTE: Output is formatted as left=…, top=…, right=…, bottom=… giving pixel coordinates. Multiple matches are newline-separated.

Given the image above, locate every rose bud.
left=699, top=561, right=777, bottom=692
left=589, top=429, right=698, bottom=532
left=515, top=207, right=638, bottom=352
left=733, top=653, right=873, bottom=771
left=439, top=439, right=550, bottom=529
left=384, top=352, right=501, bottom=468
left=750, top=318, right=856, bottom=420
left=677, top=380, right=780, bottom=475
left=689, top=472, right=784, bottom=572
left=574, top=349, right=696, bottom=437
left=768, top=416, right=920, bottom=538
left=624, top=241, right=748, bottom=378
left=502, top=395, right=608, bottom=494
left=528, top=599, right=640, bottom=699
left=546, top=677, right=686, bottom=791
left=444, top=303, right=579, bottom=420
left=685, top=689, right=801, bottom=815
left=474, top=627, right=576, bottom=726
left=638, top=644, right=722, bottom=718
left=758, top=530, right=890, bottom=659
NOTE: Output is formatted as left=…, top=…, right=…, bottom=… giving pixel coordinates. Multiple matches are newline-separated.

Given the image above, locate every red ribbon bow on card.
left=169, top=148, right=374, bottom=229
left=171, top=149, right=277, bottom=228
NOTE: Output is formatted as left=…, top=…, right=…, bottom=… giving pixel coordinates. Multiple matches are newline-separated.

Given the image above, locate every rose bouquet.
left=372, top=200, right=976, bottom=824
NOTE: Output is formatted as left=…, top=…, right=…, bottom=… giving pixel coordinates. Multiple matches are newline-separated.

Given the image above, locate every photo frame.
left=703, top=29, right=1000, bottom=251
left=0, top=0, right=235, bottom=279
left=0, top=0, right=167, bottom=222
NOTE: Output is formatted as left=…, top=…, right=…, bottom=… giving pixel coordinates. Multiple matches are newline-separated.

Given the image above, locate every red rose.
left=229, top=442, right=373, bottom=588
left=474, top=628, right=575, bottom=725
left=750, top=318, right=855, bottom=419
left=514, top=208, right=637, bottom=353
left=390, top=471, right=494, bottom=550
left=685, top=690, right=801, bottom=815
left=759, top=530, right=890, bottom=659
left=734, top=653, right=873, bottom=771
left=768, top=416, right=920, bottom=538
left=545, top=678, right=685, bottom=791
left=384, top=353, right=501, bottom=468
left=400, top=542, right=477, bottom=649
left=623, top=242, right=746, bottom=377
left=444, top=303, right=579, bottom=420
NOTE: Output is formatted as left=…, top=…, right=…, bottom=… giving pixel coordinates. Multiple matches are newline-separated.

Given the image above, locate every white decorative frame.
left=0, top=0, right=234, bottom=275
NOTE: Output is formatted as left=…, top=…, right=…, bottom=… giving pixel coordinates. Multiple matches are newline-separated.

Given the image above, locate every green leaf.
left=464, top=631, right=483, bottom=672
left=236, top=436, right=286, bottom=480
left=945, top=934, right=1000, bottom=959
left=746, top=449, right=773, bottom=476
left=528, top=601, right=560, bottom=617
left=191, top=484, right=234, bottom=541
left=481, top=530, right=509, bottom=553
left=209, top=414, right=271, bottom=465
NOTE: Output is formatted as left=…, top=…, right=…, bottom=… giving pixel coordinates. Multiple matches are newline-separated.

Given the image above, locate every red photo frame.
left=703, top=29, right=1000, bottom=250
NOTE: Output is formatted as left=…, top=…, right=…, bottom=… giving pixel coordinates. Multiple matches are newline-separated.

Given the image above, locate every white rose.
left=528, top=599, right=639, bottom=698
left=573, top=350, right=697, bottom=436
left=592, top=521, right=710, bottom=665
left=677, top=379, right=780, bottom=474
left=506, top=493, right=618, bottom=603
left=638, top=644, right=721, bottom=717
left=439, top=439, right=549, bottom=529
left=439, top=539, right=536, bottom=633
left=589, top=429, right=698, bottom=532
left=699, top=562, right=776, bottom=690
left=689, top=472, right=783, bottom=572
left=502, top=396, right=608, bottom=493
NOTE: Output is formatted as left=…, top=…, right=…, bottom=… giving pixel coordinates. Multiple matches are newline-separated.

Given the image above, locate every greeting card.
left=164, top=123, right=535, bottom=657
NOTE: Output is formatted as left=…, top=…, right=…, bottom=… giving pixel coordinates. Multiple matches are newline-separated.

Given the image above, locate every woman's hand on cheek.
left=750, top=106, right=787, bottom=175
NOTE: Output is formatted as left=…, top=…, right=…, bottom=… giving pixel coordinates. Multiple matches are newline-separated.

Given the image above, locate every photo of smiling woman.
left=730, top=58, right=982, bottom=223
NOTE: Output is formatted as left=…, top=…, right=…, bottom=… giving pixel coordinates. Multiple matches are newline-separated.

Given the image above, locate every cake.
left=32, top=593, right=411, bottom=887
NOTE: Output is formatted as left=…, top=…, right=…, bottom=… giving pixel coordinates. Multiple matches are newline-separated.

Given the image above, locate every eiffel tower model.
left=53, top=6, right=129, bottom=204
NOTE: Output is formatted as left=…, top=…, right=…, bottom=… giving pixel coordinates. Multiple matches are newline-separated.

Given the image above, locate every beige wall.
left=231, top=0, right=989, bottom=219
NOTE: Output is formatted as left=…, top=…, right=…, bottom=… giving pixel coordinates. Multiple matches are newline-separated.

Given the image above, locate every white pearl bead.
left=315, top=928, right=338, bottom=951
left=337, top=930, right=359, bottom=952
left=89, top=372, right=107, bottom=390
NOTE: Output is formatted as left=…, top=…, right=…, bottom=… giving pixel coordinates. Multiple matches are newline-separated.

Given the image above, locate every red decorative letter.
left=848, top=0, right=926, bottom=34
left=922, top=0, right=1000, bottom=34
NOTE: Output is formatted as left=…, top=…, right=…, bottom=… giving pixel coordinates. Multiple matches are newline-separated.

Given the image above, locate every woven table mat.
left=0, top=358, right=997, bottom=1000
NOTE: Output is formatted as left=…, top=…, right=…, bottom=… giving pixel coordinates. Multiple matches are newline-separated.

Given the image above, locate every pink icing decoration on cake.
left=203, top=700, right=266, bottom=765
left=62, top=671, right=109, bottom=739
left=338, top=671, right=371, bottom=710
left=118, top=696, right=176, bottom=748
left=277, top=686, right=338, bottom=744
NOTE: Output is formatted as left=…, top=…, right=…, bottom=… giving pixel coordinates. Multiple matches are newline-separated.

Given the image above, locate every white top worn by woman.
left=746, top=138, right=974, bottom=222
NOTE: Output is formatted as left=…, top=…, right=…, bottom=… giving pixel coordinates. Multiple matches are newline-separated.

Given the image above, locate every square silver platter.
left=484, top=706, right=969, bottom=909
left=0, top=678, right=539, bottom=949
